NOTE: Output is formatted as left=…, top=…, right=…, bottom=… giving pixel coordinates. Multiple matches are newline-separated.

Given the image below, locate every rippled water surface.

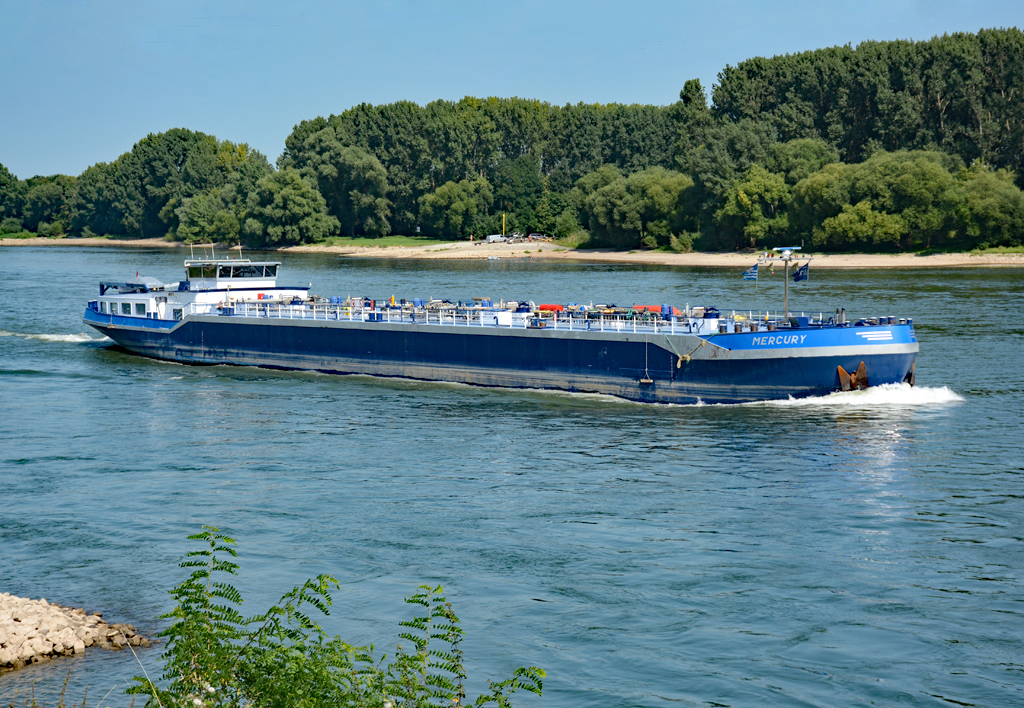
left=1, top=247, right=1022, bottom=707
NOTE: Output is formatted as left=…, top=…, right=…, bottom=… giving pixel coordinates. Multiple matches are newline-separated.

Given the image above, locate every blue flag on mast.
left=792, top=262, right=809, bottom=282
left=742, top=264, right=758, bottom=280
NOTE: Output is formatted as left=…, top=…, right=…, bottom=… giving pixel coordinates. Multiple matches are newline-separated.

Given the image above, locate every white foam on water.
left=28, top=333, right=108, bottom=343
left=752, top=383, right=963, bottom=408
left=484, top=383, right=962, bottom=409
left=303, top=375, right=961, bottom=410
left=0, top=329, right=110, bottom=343
left=533, top=389, right=646, bottom=406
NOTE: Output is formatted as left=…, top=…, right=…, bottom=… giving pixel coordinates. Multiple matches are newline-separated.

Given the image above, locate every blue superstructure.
left=83, top=256, right=919, bottom=404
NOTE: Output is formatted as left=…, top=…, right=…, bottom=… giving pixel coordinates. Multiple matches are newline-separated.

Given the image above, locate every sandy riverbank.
left=0, top=236, right=189, bottom=249
left=285, top=240, right=1024, bottom=268
left=4, top=236, right=1023, bottom=268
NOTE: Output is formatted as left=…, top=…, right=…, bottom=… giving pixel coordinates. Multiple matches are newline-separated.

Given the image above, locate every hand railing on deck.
left=187, top=300, right=864, bottom=335
left=203, top=301, right=705, bottom=335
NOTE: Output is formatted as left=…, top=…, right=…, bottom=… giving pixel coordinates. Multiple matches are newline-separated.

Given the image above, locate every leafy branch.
left=128, top=527, right=543, bottom=708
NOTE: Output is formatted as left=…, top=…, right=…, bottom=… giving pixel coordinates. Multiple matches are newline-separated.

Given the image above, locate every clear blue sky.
left=2, top=0, right=1020, bottom=178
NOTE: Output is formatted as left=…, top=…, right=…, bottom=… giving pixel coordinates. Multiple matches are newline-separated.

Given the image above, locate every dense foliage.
left=128, top=526, right=544, bottom=708
left=240, top=168, right=340, bottom=248
left=712, top=28, right=1024, bottom=174
left=4, top=27, right=1022, bottom=251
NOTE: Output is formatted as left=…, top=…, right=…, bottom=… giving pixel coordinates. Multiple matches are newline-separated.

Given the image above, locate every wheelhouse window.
left=121, top=303, right=131, bottom=315
left=231, top=264, right=265, bottom=278
left=135, top=303, right=146, bottom=315
left=187, top=263, right=276, bottom=279
left=100, top=302, right=107, bottom=313
left=187, top=265, right=217, bottom=279
left=186, top=262, right=276, bottom=280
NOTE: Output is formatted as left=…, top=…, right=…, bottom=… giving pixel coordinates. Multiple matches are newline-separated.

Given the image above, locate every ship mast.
left=760, top=246, right=811, bottom=320
left=778, top=247, right=797, bottom=318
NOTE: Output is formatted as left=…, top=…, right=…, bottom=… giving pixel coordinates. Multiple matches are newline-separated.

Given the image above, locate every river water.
left=1, top=246, right=1021, bottom=707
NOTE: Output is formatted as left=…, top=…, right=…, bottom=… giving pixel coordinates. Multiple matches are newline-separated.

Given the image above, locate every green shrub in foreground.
left=128, top=527, right=544, bottom=708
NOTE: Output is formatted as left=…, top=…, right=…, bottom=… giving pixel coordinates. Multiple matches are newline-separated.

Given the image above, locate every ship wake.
left=0, top=329, right=110, bottom=344
left=755, top=382, right=962, bottom=408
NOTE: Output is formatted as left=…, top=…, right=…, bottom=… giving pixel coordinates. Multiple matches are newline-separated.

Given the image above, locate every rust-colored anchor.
left=903, top=362, right=916, bottom=387
left=837, top=362, right=869, bottom=391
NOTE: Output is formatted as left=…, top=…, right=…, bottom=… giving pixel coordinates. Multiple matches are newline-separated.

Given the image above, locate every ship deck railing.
left=183, top=301, right=857, bottom=336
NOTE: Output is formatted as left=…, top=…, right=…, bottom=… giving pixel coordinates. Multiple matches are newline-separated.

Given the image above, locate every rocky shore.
left=0, top=593, right=151, bottom=672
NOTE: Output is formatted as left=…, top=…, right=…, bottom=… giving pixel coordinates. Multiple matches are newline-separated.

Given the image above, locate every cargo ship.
left=82, top=253, right=918, bottom=404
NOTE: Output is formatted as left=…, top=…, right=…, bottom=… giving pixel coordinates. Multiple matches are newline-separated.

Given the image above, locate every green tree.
left=676, top=118, right=778, bottom=230
left=290, top=96, right=700, bottom=235
left=571, top=164, right=623, bottom=233
left=672, top=79, right=714, bottom=165
left=175, top=187, right=241, bottom=244
left=23, top=175, right=76, bottom=233
left=711, top=29, right=1024, bottom=181
left=765, top=138, right=840, bottom=185
left=65, top=134, right=271, bottom=238
left=713, top=165, right=791, bottom=249
left=553, top=207, right=582, bottom=240
left=491, top=154, right=544, bottom=229
left=532, top=191, right=556, bottom=235
left=788, top=162, right=849, bottom=242
left=961, top=166, right=1024, bottom=247
left=0, top=163, right=24, bottom=220
left=817, top=200, right=906, bottom=249
left=790, top=150, right=970, bottom=250
left=599, top=103, right=678, bottom=173
left=331, top=102, right=431, bottom=234
left=130, top=128, right=221, bottom=236
left=242, top=168, right=339, bottom=247
left=480, top=96, right=550, bottom=163
left=107, top=151, right=147, bottom=236
left=545, top=102, right=605, bottom=191
left=222, top=144, right=273, bottom=200
left=574, top=164, right=623, bottom=196
left=418, top=177, right=493, bottom=239
left=279, top=116, right=330, bottom=169
left=293, top=128, right=391, bottom=236
left=69, top=161, right=125, bottom=236
left=846, top=150, right=967, bottom=249
left=585, top=167, right=692, bottom=248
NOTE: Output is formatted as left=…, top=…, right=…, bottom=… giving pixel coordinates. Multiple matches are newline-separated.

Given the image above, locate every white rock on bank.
left=0, top=592, right=152, bottom=672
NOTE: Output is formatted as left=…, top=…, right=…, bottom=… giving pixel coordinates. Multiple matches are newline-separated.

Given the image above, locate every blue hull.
left=84, top=309, right=918, bottom=404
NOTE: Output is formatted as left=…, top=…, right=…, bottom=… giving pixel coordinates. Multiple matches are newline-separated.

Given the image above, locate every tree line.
left=2, top=27, right=1022, bottom=251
